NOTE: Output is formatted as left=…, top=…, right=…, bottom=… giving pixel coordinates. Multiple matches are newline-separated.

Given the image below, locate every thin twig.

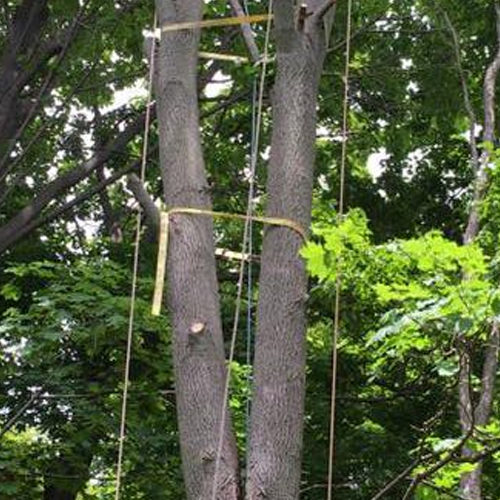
left=440, top=9, right=479, bottom=172
left=401, top=429, right=474, bottom=500
left=0, top=393, right=39, bottom=441
left=369, top=459, right=420, bottom=500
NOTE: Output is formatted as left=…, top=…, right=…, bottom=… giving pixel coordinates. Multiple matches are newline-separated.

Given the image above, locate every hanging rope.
left=243, top=0, right=256, bottom=456
left=113, top=12, right=157, bottom=500
left=210, top=3, right=274, bottom=499
left=327, top=0, right=353, bottom=499
left=245, top=74, right=258, bottom=469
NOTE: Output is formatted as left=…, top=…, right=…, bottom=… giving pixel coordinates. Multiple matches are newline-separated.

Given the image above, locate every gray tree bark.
left=247, top=2, right=331, bottom=499
left=155, top=1, right=239, bottom=499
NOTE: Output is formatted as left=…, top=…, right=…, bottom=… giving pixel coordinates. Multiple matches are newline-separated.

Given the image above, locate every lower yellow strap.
left=152, top=212, right=169, bottom=316
left=151, top=207, right=306, bottom=316
left=198, top=51, right=249, bottom=64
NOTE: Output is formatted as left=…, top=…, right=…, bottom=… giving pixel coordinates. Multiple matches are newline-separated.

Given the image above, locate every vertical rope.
left=327, top=0, right=353, bottom=499
left=210, top=3, right=274, bottom=499
left=114, top=12, right=157, bottom=500
left=245, top=75, right=258, bottom=463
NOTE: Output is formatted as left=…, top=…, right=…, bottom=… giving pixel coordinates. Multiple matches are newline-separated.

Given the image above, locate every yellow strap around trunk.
left=161, top=14, right=273, bottom=33
left=151, top=207, right=306, bottom=316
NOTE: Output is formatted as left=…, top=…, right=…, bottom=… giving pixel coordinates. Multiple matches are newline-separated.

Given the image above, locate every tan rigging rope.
left=327, top=0, right=353, bottom=499
left=113, top=12, right=157, bottom=500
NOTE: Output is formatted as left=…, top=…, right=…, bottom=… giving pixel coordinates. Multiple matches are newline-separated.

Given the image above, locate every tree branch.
left=127, top=173, right=160, bottom=230
left=421, top=480, right=471, bottom=500
left=312, top=0, right=338, bottom=24
left=0, top=0, right=91, bottom=180
left=402, top=429, right=474, bottom=500
left=458, top=343, right=474, bottom=433
left=0, top=393, right=39, bottom=441
left=228, top=0, right=261, bottom=62
left=369, top=458, right=421, bottom=500
left=0, top=108, right=152, bottom=253
left=474, top=321, right=500, bottom=425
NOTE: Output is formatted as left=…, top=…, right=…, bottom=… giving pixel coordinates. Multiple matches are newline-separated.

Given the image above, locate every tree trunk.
left=43, top=449, right=93, bottom=500
left=458, top=4, right=500, bottom=498
left=155, top=1, right=239, bottom=499
left=247, top=2, right=330, bottom=499
left=459, top=323, right=500, bottom=500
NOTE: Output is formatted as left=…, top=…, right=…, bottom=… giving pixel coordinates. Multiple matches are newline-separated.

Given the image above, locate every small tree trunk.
left=247, top=2, right=330, bottom=499
left=43, top=450, right=92, bottom=500
left=458, top=5, right=500, bottom=498
left=460, top=324, right=500, bottom=499
left=155, top=1, right=239, bottom=499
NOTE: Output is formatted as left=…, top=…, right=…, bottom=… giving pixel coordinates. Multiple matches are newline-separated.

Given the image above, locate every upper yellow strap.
left=161, top=14, right=273, bottom=33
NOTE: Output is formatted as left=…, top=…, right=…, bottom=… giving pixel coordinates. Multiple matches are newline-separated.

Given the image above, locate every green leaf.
left=436, top=359, right=459, bottom=378
left=0, top=283, right=21, bottom=301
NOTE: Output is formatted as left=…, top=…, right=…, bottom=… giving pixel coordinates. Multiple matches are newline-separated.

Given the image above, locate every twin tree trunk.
left=155, top=1, right=330, bottom=499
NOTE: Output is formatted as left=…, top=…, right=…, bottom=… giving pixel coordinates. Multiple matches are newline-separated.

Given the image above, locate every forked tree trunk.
left=155, top=1, right=334, bottom=499
left=247, top=2, right=330, bottom=499
left=155, top=1, right=239, bottom=499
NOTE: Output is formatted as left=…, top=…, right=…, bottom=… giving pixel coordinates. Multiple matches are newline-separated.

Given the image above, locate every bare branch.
left=441, top=9, right=480, bottom=173
left=421, top=480, right=470, bottom=500
left=475, top=322, right=500, bottom=425
left=369, top=459, right=420, bottom=500
left=0, top=108, right=152, bottom=253
left=312, top=0, right=338, bottom=24
left=31, top=159, right=144, bottom=234
left=458, top=345, right=474, bottom=433
left=228, top=0, right=261, bottom=62
left=127, top=173, right=160, bottom=230
left=402, top=430, right=474, bottom=500
left=0, top=393, right=39, bottom=441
